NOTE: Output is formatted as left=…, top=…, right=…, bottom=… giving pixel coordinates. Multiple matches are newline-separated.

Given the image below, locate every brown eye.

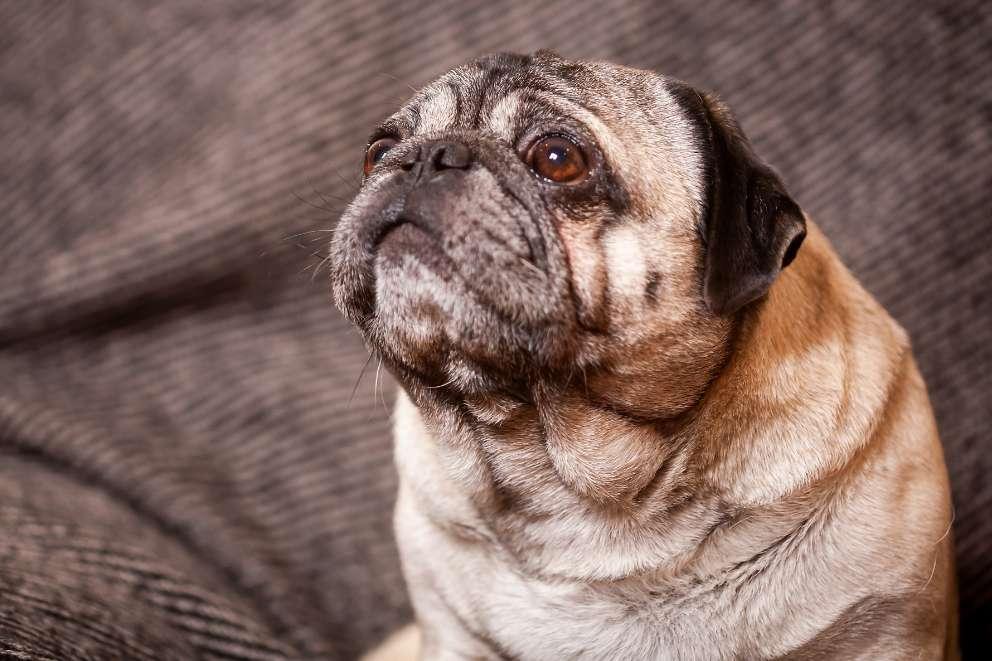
left=526, top=135, right=588, bottom=183
left=363, top=137, right=397, bottom=176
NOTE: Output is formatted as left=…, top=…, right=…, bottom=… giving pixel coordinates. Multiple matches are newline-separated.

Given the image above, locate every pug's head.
left=330, top=51, right=804, bottom=416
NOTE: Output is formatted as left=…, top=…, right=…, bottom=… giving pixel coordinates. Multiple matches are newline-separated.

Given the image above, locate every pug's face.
left=331, top=51, right=804, bottom=416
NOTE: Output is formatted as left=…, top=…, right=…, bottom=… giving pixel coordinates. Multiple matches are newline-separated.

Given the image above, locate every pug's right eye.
left=525, top=134, right=589, bottom=184
left=363, top=137, right=398, bottom=176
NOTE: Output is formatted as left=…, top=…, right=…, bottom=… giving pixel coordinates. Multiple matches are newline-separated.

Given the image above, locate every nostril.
left=429, top=145, right=447, bottom=167
left=402, top=141, right=473, bottom=182
left=430, top=141, right=472, bottom=171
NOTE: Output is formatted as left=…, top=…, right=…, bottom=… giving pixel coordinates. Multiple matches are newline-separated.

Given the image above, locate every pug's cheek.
left=559, top=223, right=609, bottom=332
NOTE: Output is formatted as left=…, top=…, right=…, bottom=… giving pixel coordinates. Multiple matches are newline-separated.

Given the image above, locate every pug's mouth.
left=349, top=216, right=570, bottom=389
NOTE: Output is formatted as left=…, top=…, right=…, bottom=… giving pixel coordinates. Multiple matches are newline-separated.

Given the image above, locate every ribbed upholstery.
left=1, top=2, right=988, bottom=658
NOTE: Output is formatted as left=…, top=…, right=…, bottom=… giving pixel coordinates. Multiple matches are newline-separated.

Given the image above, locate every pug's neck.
left=393, top=228, right=903, bottom=583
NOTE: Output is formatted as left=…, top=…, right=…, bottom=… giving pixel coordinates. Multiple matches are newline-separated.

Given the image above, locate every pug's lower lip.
left=377, top=219, right=426, bottom=250
left=375, top=221, right=453, bottom=272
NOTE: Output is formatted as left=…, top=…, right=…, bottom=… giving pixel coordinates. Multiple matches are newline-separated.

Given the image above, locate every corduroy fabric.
left=0, top=1, right=989, bottom=658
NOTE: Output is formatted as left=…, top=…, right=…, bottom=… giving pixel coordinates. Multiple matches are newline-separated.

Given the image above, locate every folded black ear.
left=689, top=91, right=806, bottom=316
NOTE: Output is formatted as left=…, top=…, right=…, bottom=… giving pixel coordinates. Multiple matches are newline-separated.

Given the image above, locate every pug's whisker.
left=331, top=166, right=360, bottom=192
left=366, top=358, right=387, bottom=423
left=348, top=353, right=376, bottom=408
left=282, top=228, right=337, bottom=242
left=309, top=178, right=350, bottom=204
left=294, top=190, right=340, bottom=215
left=311, top=253, right=334, bottom=282
left=282, top=239, right=329, bottom=263
left=376, top=71, right=419, bottom=95
left=302, top=254, right=331, bottom=273
left=374, top=358, right=390, bottom=412
left=380, top=387, right=390, bottom=413
left=373, top=358, right=382, bottom=402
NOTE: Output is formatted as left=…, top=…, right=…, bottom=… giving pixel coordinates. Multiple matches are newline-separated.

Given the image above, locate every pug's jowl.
left=331, top=52, right=957, bottom=661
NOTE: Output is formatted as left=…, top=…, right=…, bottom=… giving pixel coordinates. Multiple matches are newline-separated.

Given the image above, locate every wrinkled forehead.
left=401, top=53, right=605, bottom=136
left=381, top=53, right=673, bottom=141
left=377, top=52, right=705, bottom=216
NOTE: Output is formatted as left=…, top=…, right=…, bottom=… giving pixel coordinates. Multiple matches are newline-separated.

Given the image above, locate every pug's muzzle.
left=331, top=133, right=576, bottom=389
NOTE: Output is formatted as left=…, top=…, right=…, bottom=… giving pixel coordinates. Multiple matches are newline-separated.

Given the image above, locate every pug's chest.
left=399, top=501, right=771, bottom=661
left=483, top=578, right=739, bottom=659
left=415, top=537, right=761, bottom=661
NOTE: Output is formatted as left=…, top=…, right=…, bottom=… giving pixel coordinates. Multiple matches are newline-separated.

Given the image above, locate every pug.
left=332, top=51, right=957, bottom=660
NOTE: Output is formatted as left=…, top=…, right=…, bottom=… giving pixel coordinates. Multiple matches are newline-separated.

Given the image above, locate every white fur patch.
left=415, top=84, right=458, bottom=134
left=603, top=226, right=647, bottom=294
left=487, top=91, right=523, bottom=139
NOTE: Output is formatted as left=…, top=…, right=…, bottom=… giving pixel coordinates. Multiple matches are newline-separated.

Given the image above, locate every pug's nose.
left=401, top=140, right=473, bottom=182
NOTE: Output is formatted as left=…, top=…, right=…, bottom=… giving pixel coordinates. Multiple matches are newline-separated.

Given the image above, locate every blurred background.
left=1, top=1, right=989, bottom=659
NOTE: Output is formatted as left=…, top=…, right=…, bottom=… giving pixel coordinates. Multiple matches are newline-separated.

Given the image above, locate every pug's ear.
left=691, top=91, right=806, bottom=316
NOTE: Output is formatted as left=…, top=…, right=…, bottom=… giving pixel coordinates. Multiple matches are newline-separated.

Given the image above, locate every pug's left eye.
left=525, top=135, right=589, bottom=184
left=363, top=137, right=398, bottom=176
